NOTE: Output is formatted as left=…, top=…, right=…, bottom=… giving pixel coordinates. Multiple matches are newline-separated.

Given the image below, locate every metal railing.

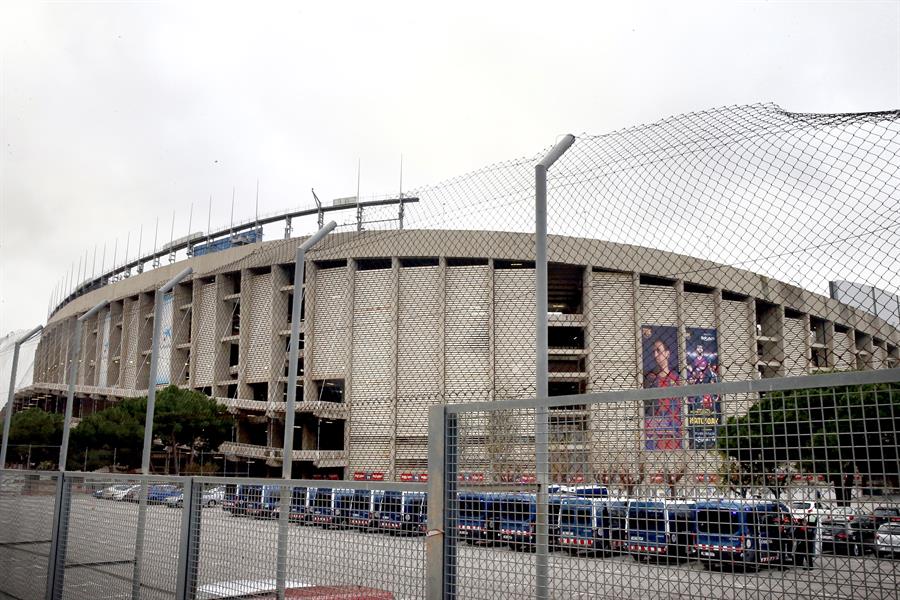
left=0, top=471, right=427, bottom=600
left=426, top=368, right=900, bottom=599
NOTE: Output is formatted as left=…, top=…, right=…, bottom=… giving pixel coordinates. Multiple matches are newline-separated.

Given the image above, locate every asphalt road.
left=3, top=491, right=900, bottom=600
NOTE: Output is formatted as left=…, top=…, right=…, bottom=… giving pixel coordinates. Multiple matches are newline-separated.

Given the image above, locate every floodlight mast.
left=0, top=325, right=43, bottom=468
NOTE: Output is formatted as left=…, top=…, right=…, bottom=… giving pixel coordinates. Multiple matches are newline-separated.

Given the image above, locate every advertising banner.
left=685, top=327, right=720, bottom=449
left=97, top=312, right=111, bottom=387
left=641, top=325, right=682, bottom=450
left=156, top=292, right=174, bottom=385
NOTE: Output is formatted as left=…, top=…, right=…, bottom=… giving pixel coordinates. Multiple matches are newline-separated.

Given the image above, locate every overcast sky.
left=1, top=0, right=899, bottom=337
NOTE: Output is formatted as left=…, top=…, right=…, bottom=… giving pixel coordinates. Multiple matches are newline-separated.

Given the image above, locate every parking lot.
left=3, top=489, right=899, bottom=600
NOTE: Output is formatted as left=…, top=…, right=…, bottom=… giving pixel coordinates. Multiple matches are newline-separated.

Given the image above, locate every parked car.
left=147, top=484, right=182, bottom=505
left=872, top=506, right=900, bottom=527
left=875, top=522, right=900, bottom=558
left=820, top=515, right=877, bottom=556
left=123, top=485, right=141, bottom=502
left=165, top=493, right=184, bottom=508
left=821, top=506, right=860, bottom=521
left=166, top=485, right=228, bottom=509
left=202, top=485, right=225, bottom=507
left=96, top=484, right=138, bottom=501
left=789, top=500, right=830, bottom=523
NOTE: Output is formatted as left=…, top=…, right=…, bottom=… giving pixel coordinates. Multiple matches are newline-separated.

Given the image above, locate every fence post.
left=134, top=266, right=193, bottom=600
left=427, top=405, right=458, bottom=600
left=175, top=477, right=199, bottom=600
left=60, top=301, right=107, bottom=471
left=534, top=134, right=575, bottom=600
left=426, top=406, right=446, bottom=600
left=277, top=221, right=336, bottom=600
left=1, top=325, right=42, bottom=469
left=45, top=474, right=71, bottom=600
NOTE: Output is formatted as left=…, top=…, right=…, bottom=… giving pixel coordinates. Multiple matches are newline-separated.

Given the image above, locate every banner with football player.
left=685, top=327, right=720, bottom=449
left=641, top=325, right=682, bottom=450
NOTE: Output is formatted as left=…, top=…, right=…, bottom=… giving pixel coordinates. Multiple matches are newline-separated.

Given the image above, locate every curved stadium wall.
left=20, top=229, right=900, bottom=482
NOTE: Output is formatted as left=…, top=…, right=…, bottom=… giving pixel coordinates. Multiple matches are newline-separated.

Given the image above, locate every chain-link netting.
left=8, top=102, right=900, bottom=598
left=443, top=379, right=900, bottom=599
left=0, top=470, right=58, bottom=600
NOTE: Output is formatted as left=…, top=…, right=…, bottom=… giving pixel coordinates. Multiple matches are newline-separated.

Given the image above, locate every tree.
left=69, top=397, right=146, bottom=471
left=67, top=387, right=232, bottom=473
left=718, top=383, right=900, bottom=505
left=153, top=386, right=233, bottom=475
left=1, top=408, right=63, bottom=468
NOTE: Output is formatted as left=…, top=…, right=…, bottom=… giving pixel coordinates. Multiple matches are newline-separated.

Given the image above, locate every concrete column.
left=343, top=259, right=357, bottom=469
left=238, top=269, right=253, bottom=401
left=675, top=279, right=687, bottom=378
left=188, top=283, right=203, bottom=389
left=746, top=298, right=760, bottom=380
left=390, top=257, right=400, bottom=480
left=488, top=259, right=496, bottom=402
left=302, top=262, right=318, bottom=403
left=632, top=273, right=643, bottom=388
left=438, top=257, right=447, bottom=404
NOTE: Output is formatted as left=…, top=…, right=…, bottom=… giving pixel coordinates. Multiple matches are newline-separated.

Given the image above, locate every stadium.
left=15, top=225, right=900, bottom=482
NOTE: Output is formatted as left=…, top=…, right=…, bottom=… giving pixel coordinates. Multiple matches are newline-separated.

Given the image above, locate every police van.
left=626, top=499, right=697, bottom=562
left=694, top=500, right=795, bottom=569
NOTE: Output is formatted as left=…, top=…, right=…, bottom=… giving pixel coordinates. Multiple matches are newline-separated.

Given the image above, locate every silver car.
left=164, top=485, right=225, bottom=508
left=875, top=522, right=900, bottom=558
left=201, top=485, right=225, bottom=507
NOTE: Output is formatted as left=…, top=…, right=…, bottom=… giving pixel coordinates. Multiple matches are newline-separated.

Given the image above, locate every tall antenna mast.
left=152, top=217, right=160, bottom=268
left=124, top=231, right=131, bottom=277
left=207, top=195, right=212, bottom=244
left=111, top=239, right=118, bottom=280
left=356, top=159, right=362, bottom=232
left=168, top=210, right=176, bottom=263
left=186, top=202, right=194, bottom=256
left=91, top=244, right=98, bottom=279
left=255, top=179, right=260, bottom=234
left=136, top=225, right=144, bottom=273
left=230, top=186, right=235, bottom=236
left=398, top=153, right=405, bottom=230
left=312, top=188, right=323, bottom=229
left=101, top=241, right=107, bottom=275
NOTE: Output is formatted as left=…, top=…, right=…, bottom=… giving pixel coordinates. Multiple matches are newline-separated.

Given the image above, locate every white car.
left=790, top=500, right=831, bottom=523
left=820, top=506, right=861, bottom=522
left=201, top=485, right=225, bottom=507
left=875, top=522, right=900, bottom=558
left=164, top=486, right=226, bottom=509
left=96, top=484, right=139, bottom=501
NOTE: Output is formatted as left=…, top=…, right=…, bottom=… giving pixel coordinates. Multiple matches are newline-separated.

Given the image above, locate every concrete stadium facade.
left=19, top=230, right=900, bottom=481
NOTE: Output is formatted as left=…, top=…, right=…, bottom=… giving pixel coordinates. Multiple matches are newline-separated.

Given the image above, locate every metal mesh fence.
left=0, top=470, right=58, bottom=600
left=441, top=376, right=900, bottom=599
left=186, top=478, right=426, bottom=599
left=50, top=474, right=185, bottom=600
left=5, top=102, right=900, bottom=598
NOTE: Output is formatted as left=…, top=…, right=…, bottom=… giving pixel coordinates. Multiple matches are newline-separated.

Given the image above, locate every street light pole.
left=277, top=221, right=337, bottom=600
left=1, top=325, right=42, bottom=469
